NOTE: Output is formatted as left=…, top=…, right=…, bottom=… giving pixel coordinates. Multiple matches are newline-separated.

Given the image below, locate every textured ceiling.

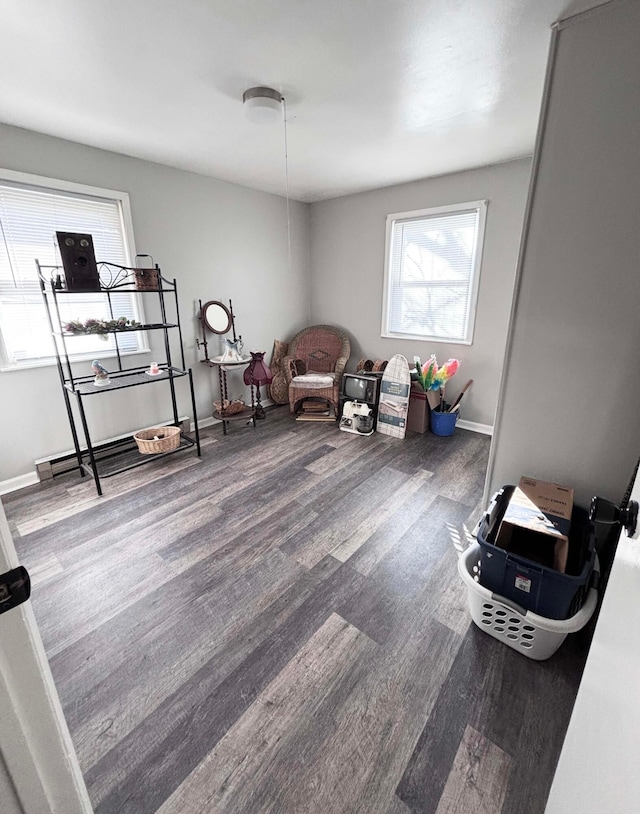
left=0, top=0, right=608, bottom=202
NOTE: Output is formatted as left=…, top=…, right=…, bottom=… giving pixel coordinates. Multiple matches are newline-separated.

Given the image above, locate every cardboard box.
left=495, top=477, right=574, bottom=573
left=407, top=384, right=429, bottom=433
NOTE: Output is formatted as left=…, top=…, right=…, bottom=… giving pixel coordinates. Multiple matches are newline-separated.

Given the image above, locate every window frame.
left=0, top=168, right=148, bottom=371
left=381, top=199, right=487, bottom=346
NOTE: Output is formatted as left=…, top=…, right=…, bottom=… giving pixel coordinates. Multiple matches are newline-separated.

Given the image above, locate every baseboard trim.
left=1, top=409, right=492, bottom=496
left=196, top=416, right=218, bottom=429
left=457, top=419, right=493, bottom=436
left=4, top=416, right=197, bottom=496
left=0, top=472, right=40, bottom=496
left=34, top=417, right=193, bottom=481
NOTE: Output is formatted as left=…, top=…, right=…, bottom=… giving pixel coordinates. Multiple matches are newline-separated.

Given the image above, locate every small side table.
left=203, top=357, right=256, bottom=435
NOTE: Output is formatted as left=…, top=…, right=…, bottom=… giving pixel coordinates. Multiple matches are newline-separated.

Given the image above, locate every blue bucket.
left=430, top=408, right=458, bottom=436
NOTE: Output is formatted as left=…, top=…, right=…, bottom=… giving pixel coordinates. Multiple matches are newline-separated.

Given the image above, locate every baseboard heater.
left=34, top=417, right=191, bottom=481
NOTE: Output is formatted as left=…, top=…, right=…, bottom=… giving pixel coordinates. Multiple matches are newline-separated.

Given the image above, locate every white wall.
left=0, top=123, right=310, bottom=482
left=308, top=159, right=532, bottom=427
left=488, top=0, right=640, bottom=508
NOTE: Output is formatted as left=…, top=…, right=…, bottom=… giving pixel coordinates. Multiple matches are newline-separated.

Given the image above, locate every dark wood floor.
left=4, top=407, right=591, bottom=814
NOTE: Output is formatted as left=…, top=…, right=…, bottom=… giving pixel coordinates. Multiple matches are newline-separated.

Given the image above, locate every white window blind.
left=382, top=201, right=487, bottom=344
left=0, top=177, right=143, bottom=369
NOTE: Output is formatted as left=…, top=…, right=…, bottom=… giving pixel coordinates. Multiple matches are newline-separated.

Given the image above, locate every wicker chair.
left=284, top=325, right=351, bottom=415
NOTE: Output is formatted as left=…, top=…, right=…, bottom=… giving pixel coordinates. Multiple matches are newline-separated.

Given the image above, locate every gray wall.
left=0, top=123, right=310, bottom=481
left=0, top=752, right=22, bottom=814
left=488, top=0, right=640, bottom=507
left=309, top=159, right=532, bottom=427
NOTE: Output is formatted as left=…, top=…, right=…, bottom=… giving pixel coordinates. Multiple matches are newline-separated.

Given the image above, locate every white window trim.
left=381, top=199, right=488, bottom=346
left=0, top=168, right=149, bottom=371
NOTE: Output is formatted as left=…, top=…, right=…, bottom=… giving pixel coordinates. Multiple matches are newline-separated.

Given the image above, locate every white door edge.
left=0, top=499, right=93, bottom=814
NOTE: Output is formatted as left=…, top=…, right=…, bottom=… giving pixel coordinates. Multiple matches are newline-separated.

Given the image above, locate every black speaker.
left=56, top=232, right=101, bottom=292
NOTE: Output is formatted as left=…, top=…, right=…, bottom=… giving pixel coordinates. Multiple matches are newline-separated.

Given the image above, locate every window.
left=381, top=200, right=487, bottom=345
left=0, top=170, right=146, bottom=370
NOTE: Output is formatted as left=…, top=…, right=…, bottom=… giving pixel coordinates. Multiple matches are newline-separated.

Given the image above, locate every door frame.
left=0, top=499, right=92, bottom=814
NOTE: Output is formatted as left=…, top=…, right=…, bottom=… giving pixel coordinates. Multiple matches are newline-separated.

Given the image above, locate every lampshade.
left=242, top=86, right=283, bottom=123
left=244, top=351, right=273, bottom=386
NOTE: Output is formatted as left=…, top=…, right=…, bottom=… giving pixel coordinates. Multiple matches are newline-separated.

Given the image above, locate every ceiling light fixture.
left=242, top=86, right=284, bottom=124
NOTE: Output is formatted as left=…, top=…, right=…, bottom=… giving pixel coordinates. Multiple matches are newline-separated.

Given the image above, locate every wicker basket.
left=133, top=426, right=181, bottom=454
left=213, top=399, right=246, bottom=416
left=133, top=268, right=159, bottom=291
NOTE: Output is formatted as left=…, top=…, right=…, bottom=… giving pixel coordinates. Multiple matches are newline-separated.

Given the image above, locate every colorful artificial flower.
left=431, top=358, right=459, bottom=388
left=414, top=355, right=439, bottom=391
left=423, top=358, right=437, bottom=390
left=442, top=359, right=459, bottom=378
left=414, top=354, right=460, bottom=402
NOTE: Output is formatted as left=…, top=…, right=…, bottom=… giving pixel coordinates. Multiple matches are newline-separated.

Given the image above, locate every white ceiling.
left=0, top=0, right=607, bottom=203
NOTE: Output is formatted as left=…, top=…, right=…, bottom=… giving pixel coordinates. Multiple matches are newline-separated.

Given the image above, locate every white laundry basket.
left=459, top=543, right=598, bottom=661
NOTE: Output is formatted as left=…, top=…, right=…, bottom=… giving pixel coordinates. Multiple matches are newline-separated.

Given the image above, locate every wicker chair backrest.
left=288, top=326, right=350, bottom=373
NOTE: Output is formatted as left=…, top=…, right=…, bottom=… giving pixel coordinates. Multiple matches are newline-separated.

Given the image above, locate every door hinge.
left=0, top=566, right=31, bottom=615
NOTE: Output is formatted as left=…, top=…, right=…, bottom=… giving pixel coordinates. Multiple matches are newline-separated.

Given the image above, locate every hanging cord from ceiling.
left=242, top=86, right=293, bottom=275
left=282, top=95, right=292, bottom=276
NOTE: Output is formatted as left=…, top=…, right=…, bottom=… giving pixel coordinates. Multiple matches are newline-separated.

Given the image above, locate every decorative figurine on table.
left=220, top=336, right=244, bottom=363
left=91, top=360, right=111, bottom=387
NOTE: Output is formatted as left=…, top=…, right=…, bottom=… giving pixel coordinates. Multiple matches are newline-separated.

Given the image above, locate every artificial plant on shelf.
left=413, top=355, right=459, bottom=411
left=63, top=317, right=141, bottom=339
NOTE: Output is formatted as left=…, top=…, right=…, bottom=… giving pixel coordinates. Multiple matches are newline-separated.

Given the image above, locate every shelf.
left=38, top=259, right=201, bottom=495
left=213, top=408, right=256, bottom=422
left=51, top=285, right=177, bottom=294
left=65, top=367, right=188, bottom=395
left=38, top=262, right=176, bottom=294
left=78, top=433, right=198, bottom=478
left=57, top=323, right=177, bottom=337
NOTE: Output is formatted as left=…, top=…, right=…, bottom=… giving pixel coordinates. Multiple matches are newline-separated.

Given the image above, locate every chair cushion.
left=291, top=372, right=335, bottom=389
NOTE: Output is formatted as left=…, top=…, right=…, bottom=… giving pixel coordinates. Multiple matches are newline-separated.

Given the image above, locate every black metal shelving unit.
left=38, top=261, right=201, bottom=495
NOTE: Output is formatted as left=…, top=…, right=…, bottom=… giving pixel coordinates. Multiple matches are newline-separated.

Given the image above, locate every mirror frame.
left=200, top=300, right=232, bottom=335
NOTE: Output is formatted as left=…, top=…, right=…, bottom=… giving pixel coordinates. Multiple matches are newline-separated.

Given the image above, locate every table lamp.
left=244, top=351, right=272, bottom=419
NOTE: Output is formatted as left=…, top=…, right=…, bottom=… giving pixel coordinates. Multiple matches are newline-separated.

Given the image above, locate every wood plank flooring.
left=4, top=407, right=592, bottom=813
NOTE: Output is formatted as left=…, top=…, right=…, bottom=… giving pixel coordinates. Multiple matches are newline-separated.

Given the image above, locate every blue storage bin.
left=430, top=408, right=458, bottom=436
left=475, top=485, right=597, bottom=620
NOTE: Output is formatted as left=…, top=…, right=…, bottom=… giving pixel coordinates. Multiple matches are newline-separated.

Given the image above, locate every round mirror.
left=201, top=300, right=232, bottom=334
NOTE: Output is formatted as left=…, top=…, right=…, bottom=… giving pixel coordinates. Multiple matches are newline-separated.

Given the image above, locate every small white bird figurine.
left=92, top=359, right=110, bottom=386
